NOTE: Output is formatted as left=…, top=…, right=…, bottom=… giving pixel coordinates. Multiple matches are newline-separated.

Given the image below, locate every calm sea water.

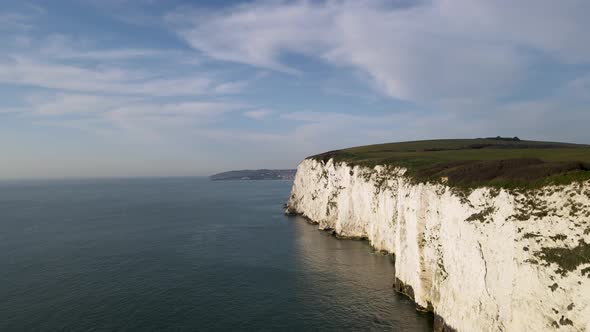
left=0, top=178, right=432, bottom=331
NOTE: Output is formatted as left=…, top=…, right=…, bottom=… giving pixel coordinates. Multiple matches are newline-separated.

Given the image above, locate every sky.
left=1, top=0, right=589, bottom=179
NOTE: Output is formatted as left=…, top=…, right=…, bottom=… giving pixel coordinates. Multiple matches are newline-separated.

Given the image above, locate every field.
left=310, top=138, right=590, bottom=189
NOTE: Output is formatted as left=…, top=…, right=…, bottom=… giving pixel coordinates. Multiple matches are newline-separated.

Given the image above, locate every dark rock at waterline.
left=434, top=314, right=458, bottom=332
left=394, top=277, right=415, bottom=301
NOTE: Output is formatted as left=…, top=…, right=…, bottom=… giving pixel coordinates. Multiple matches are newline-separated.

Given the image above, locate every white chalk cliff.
left=286, top=158, right=590, bottom=332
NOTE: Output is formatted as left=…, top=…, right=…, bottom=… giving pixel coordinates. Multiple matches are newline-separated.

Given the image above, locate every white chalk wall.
left=287, top=159, right=590, bottom=331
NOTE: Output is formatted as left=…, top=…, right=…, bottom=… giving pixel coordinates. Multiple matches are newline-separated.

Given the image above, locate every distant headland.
left=210, top=169, right=296, bottom=181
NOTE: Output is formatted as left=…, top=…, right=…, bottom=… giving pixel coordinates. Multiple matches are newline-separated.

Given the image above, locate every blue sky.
left=1, top=0, right=589, bottom=179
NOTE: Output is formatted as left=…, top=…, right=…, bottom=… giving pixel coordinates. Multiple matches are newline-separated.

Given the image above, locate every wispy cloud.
left=10, top=90, right=247, bottom=141
left=25, top=93, right=131, bottom=116
left=21, top=91, right=240, bottom=120
left=213, top=81, right=249, bottom=94
left=34, top=34, right=189, bottom=61
left=0, top=12, right=33, bottom=30
left=0, top=24, right=256, bottom=148
left=0, top=31, right=244, bottom=100
left=0, top=56, right=212, bottom=96
left=244, top=108, right=272, bottom=120
left=172, top=0, right=590, bottom=103
left=0, top=3, right=46, bottom=31
left=1, top=0, right=589, bottom=178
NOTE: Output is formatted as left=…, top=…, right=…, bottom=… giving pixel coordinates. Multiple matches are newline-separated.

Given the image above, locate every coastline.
left=285, top=210, right=455, bottom=332
left=286, top=158, right=590, bottom=331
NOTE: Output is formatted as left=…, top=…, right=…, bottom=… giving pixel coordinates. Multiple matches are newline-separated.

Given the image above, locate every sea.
left=0, top=177, right=433, bottom=331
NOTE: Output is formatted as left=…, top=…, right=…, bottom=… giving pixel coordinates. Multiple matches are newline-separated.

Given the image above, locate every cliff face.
left=286, top=158, right=590, bottom=332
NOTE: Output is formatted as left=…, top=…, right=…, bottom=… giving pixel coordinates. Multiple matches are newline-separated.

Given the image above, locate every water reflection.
left=290, top=215, right=433, bottom=331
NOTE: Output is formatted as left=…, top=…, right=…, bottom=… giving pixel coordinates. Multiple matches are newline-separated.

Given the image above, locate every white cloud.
left=213, top=80, right=249, bottom=94
left=9, top=91, right=244, bottom=138
left=0, top=4, right=45, bottom=31
left=36, top=34, right=187, bottom=61
left=0, top=28, right=254, bottom=146
left=0, top=12, right=33, bottom=30
left=244, top=108, right=272, bottom=120
left=25, top=93, right=130, bottom=116
left=172, top=0, right=590, bottom=102
left=107, top=101, right=239, bottom=120
left=0, top=56, right=215, bottom=96
left=54, top=48, right=168, bottom=61
left=170, top=1, right=335, bottom=74
left=460, top=0, right=590, bottom=64
left=102, top=102, right=231, bottom=139
left=2, top=0, right=589, bottom=179
left=0, top=32, right=244, bottom=98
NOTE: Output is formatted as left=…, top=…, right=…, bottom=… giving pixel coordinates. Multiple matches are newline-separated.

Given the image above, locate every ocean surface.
left=0, top=177, right=433, bottom=331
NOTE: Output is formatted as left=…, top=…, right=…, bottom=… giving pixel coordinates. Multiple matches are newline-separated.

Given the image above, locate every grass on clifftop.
left=309, top=137, right=590, bottom=189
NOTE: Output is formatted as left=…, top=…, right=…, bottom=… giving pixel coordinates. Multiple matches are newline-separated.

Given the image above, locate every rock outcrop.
left=286, top=158, right=590, bottom=331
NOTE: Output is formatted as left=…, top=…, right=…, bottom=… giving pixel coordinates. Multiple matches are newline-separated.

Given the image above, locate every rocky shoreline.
left=286, top=209, right=457, bottom=332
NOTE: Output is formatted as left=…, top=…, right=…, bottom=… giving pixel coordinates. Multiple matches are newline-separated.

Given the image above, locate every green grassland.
left=309, top=138, right=590, bottom=189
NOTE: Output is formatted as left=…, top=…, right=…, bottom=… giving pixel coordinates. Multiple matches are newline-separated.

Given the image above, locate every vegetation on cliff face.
left=309, top=138, right=590, bottom=189
left=535, top=240, right=590, bottom=276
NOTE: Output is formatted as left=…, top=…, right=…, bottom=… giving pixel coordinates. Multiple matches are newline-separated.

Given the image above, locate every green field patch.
left=309, top=138, right=590, bottom=189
